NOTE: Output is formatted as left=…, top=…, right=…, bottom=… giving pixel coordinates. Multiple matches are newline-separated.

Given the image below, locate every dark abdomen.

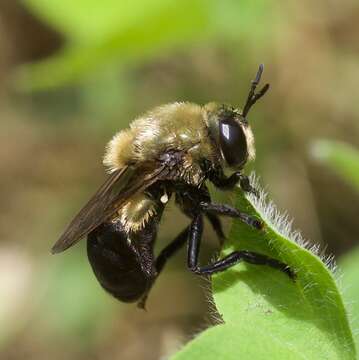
left=87, top=221, right=155, bottom=303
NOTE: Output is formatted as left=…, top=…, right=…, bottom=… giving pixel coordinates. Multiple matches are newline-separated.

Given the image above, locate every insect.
left=52, top=65, right=294, bottom=308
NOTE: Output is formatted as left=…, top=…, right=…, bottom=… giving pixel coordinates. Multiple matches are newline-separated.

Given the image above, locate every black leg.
left=238, top=174, right=259, bottom=197
left=186, top=215, right=294, bottom=279
left=209, top=169, right=258, bottom=196
left=187, top=213, right=204, bottom=270
left=199, top=202, right=263, bottom=230
left=193, top=250, right=295, bottom=279
left=137, top=226, right=190, bottom=309
left=155, top=227, right=189, bottom=274
left=211, top=171, right=241, bottom=190
left=206, top=213, right=225, bottom=245
left=209, top=168, right=240, bottom=190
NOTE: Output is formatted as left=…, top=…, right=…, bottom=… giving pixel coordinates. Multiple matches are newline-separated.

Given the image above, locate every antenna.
left=242, top=64, right=270, bottom=118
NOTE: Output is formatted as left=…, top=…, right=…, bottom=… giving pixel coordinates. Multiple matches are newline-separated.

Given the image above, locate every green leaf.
left=311, top=140, right=359, bottom=190
left=172, top=323, right=317, bottom=360
left=37, top=249, right=117, bottom=345
left=22, top=0, right=183, bottom=43
left=16, top=0, right=210, bottom=90
left=17, top=0, right=277, bottom=90
left=340, top=247, right=359, bottom=353
left=172, top=176, right=356, bottom=359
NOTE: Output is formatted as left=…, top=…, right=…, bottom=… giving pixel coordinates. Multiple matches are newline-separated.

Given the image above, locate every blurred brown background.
left=0, top=1, right=358, bottom=359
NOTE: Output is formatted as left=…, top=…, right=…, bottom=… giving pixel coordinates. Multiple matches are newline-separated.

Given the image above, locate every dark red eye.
left=219, top=118, right=248, bottom=167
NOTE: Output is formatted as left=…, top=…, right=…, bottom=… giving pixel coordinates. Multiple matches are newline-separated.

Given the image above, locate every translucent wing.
left=51, top=164, right=166, bottom=254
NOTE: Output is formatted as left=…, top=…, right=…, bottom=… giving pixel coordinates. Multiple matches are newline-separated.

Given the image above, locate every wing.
left=51, top=164, right=166, bottom=254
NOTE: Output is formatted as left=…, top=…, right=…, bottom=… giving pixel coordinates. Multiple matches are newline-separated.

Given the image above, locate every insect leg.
left=210, top=169, right=258, bottom=196
left=186, top=214, right=294, bottom=278
left=237, top=174, right=259, bottom=197
left=192, top=249, right=295, bottom=279
left=155, top=226, right=189, bottom=274
left=187, top=213, right=204, bottom=271
left=199, top=202, right=263, bottom=229
left=138, top=226, right=190, bottom=309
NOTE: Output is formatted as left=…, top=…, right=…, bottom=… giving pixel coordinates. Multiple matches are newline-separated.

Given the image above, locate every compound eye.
left=219, top=118, right=248, bottom=167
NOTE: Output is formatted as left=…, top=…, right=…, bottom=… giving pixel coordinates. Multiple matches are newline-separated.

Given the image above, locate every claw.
left=285, top=266, right=297, bottom=281
left=246, top=216, right=264, bottom=230
left=250, top=187, right=260, bottom=199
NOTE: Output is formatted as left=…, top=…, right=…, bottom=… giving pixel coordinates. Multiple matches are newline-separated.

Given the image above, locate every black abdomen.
left=87, top=221, right=156, bottom=303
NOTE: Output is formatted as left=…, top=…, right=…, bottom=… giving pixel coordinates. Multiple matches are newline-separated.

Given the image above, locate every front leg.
left=199, top=202, right=263, bottom=230
left=209, top=168, right=258, bottom=196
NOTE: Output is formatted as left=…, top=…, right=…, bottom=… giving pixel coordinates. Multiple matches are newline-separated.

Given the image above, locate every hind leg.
left=137, top=226, right=190, bottom=308
left=139, top=213, right=227, bottom=307
left=155, top=227, right=190, bottom=274
left=139, top=214, right=226, bottom=308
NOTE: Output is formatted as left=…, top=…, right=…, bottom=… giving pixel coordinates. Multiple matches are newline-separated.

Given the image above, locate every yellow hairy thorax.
left=103, top=102, right=217, bottom=181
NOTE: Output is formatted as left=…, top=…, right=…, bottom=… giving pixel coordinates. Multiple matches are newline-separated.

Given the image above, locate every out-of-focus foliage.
left=1, top=0, right=359, bottom=359
left=173, top=186, right=356, bottom=360
left=312, top=140, right=359, bottom=354
left=37, top=250, right=116, bottom=343
left=17, top=0, right=273, bottom=90
left=311, top=140, right=359, bottom=190
left=0, top=248, right=32, bottom=347
left=340, top=247, right=359, bottom=353
left=18, top=0, right=208, bottom=89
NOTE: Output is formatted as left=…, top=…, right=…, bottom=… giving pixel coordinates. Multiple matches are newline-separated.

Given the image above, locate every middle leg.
left=155, top=226, right=189, bottom=274
left=187, top=213, right=295, bottom=279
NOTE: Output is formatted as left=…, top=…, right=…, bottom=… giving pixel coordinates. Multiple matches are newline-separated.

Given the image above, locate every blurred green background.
left=0, top=1, right=358, bottom=359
